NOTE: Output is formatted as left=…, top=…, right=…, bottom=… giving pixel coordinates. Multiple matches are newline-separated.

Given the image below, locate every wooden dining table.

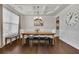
left=21, top=32, right=56, bottom=45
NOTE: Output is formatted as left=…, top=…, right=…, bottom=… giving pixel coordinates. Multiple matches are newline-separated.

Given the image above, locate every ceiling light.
left=46, top=6, right=60, bottom=15
left=54, top=6, right=60, bottom=10
left=39, top=17, right=42, bottom=19
left=46, top=11, right=54, bottom=14
left=33, top=16, right=38, bottom=19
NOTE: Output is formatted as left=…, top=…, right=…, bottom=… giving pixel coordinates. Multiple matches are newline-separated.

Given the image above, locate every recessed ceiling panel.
left=4, top=4, right=69, bottom=16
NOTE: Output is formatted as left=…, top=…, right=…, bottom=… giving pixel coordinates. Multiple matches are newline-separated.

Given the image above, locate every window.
left=3, top=7, right=19, bottom=37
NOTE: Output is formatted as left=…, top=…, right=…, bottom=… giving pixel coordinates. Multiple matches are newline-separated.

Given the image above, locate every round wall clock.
left=66, top=8, right=79, bottom=26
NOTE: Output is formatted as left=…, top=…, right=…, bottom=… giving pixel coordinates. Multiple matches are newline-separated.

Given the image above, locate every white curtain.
left=3, top=7, right=19, bottom=37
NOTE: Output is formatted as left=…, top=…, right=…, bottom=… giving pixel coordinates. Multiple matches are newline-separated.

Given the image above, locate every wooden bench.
left=26, top=36, right=53, bottom=46
left=5, top=34, right=20, bottom=45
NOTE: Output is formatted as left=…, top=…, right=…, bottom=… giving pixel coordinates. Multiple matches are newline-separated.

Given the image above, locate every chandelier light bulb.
left=39, top=17, right=42, bottom=19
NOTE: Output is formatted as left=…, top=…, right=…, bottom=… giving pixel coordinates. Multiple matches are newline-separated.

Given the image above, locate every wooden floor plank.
left=0, top=39, right=79, bottom=54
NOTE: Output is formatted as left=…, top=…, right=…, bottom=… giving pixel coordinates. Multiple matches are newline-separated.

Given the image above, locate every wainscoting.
left=0, top=38, right=79, bottom=54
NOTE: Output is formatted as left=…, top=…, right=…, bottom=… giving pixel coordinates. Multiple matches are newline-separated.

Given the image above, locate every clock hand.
left=68, top=13, right=73, bottom=23
left=70, top=14, right=72, bottom=20
left=70, top=12, right=74, bottom=20
left=67, top=13, right=72, bottom=25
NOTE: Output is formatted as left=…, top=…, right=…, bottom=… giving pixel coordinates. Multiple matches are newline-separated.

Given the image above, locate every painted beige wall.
left=20, top=16, right=56, bottom=32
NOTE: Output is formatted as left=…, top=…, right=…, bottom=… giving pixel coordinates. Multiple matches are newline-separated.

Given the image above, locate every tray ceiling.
left=3, top=4, right=69, bottom=16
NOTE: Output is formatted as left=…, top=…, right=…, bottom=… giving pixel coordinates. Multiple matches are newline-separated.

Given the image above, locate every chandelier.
left=34, top=16, right=44, bottom=26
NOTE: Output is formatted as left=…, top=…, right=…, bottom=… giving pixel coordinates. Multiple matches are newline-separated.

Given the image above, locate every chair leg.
left=5, top=38, right=7, bottom=45
left=49, top=39, right=52, bottom=46
left=30, top=40, right=33, bottom=47
left=10, top=38, right=12, bottom=45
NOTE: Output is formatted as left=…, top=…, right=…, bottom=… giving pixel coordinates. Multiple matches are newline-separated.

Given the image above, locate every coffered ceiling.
left=3, top=4, right=69, bottom=16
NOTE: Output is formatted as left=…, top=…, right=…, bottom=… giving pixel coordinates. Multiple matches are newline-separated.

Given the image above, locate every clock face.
left=66, top=8, right=79, bottom=26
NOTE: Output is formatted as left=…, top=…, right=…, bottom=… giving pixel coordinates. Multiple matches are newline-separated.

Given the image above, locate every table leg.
left=53, top=38, right=55, bottom=45
left=22, top=34, right=24, bottom=45
left=52, top=35, right=55, bottom=45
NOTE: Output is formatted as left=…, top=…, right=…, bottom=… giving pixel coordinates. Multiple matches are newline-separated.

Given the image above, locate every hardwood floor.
left=0, top=39, right=79, bottom=54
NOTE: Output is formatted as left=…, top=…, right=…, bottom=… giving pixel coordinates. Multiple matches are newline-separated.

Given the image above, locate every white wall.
left=20, top=16, right=56, bottom=32
left=56, top=5, right=79, bottom=49
left=0, top=5, right=3, bottom=48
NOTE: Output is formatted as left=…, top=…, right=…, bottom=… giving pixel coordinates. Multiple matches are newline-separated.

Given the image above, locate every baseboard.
left=60, top=39, right=79, bottom=50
